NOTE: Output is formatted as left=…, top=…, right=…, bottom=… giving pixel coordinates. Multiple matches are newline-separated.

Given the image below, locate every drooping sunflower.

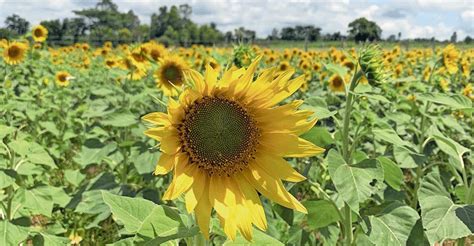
left=2, top=41, right=28, bottom=65
left=328, top=74, right=345, bottom=92
left=143, top=57, right=324, bottom=241
left=32, top=25, right=48, bottom=43
left=154, top=56, right=188, bottom=96
left=55, top=71, right=71, bottom=87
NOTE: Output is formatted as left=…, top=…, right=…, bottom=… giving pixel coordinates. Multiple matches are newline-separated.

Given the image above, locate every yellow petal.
left=163, top=154, right=195, bottom=200
left=236, top=174, right=267, bottom=231
left=184, top=69, right=205, bottom=94
left=184, top=169, right=207, bottom=213
left=194, top=184, right=212, bottom=239
left=264, top=75, right=305, bottom=107
left=154, top=153, right=176, bottom=175
left=243, top=166, right=307, bottom=213
left=204, top=64, right=218, bottom=95
left=141, top=112, right=170, bottom=126
left=260, top=133, right=324, bottom=157
left=209, top=176, right=237, bottom=240
left=253, top=152, right=306, bottom=182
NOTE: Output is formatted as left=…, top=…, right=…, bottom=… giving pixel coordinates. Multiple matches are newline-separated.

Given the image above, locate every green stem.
left=343, top=204, right=353, bottom=245
left=340, top=70, right=362, bottom=246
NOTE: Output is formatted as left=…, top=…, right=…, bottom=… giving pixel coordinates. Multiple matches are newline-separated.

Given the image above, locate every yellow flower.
left=278, top=61, right=291, bottom=72
left=328, top=74, right=345, bottom=92
left=55, top=71, right=71, bottom=87
left=2, top=41, right=28, bottom=65
left=32, top=25, right=48, bottom=43
left=463, top=84, right=473, bottom=100
left=439, top=78, right=450, bottom=92
left=142, top=57, right=324, bottom=241
left=154, top=56, right=188, bottom=96
left=442, top=44, right=459, bottom=74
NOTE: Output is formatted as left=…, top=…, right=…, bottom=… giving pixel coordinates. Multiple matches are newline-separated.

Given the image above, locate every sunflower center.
left=8, top=46, right=21, bottom=58
left=58, top=74, right=67, bottom=82
left=179, top=96, right=259, bottom=176
left=333, top=77, right=343, bottom=87
left=34, top=28, right=43, bottom=37
left=162, top=64, right=183, bottom=85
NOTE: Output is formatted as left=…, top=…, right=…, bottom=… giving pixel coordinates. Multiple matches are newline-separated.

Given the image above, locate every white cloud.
left=0, top=0, right=472, bottom=40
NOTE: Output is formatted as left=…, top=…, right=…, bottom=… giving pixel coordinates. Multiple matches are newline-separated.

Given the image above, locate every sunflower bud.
left=358, top=44, right=389, bottom=85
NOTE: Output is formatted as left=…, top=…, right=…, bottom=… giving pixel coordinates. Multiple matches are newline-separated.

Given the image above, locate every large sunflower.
left=2, top=41, right=28, bottom=65
left=154, top=56, right=188, bottom=96
left=32, top=25, right=48, bottom=43
left=143, top=57, right=324, bottom=240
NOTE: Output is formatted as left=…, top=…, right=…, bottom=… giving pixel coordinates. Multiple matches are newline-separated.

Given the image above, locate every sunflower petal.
left=184, top=169, right=207, bottom=213
left=163, top=154, right=195, bottom=200
left=243, top=165, right=307, bottom=213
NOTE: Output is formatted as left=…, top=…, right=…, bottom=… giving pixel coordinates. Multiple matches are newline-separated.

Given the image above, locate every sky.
left=0, top=0, right=473, bottom=40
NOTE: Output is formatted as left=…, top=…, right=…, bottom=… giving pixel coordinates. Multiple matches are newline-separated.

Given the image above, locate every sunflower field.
left=0, top=26, right=473, bottom=246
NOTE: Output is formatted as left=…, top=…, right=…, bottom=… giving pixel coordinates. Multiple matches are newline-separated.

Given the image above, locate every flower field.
left=0, top=33, right=473, bottom=245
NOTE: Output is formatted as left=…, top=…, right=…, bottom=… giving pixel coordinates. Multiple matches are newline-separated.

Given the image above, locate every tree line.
left=0, top=0, right=472, bottom=46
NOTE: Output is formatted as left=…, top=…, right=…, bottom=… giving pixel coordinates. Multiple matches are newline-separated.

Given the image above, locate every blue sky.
left=0, top=0, right=473, bottom=40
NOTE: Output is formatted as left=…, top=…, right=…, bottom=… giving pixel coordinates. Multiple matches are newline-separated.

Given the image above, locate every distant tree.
left=269, top=28, right=279, bottom=40
left=387, top=34, right=397, bottom=42
left=0, top=28, right=14, bottom=39
left=348, top=17, right=382, bottom=42
left=465, top=36, right=472, bottom=44
left=224, top=31, right=233, bottom=43
left=450, top=32, right=457, bottom=43
left=40, top=19, right=63, bottom=42
left=5, top=14, right=29, bottom=36
left=179, top=4, right=192, bottom=20
left=398, top=32, right=402, bottom=41
left=280, top=27, right=295, bottom=40
left=234, top=27, right=255, bottom=42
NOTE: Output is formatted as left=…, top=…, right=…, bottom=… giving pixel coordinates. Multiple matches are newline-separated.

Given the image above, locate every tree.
left=5, top=14, right=29, bottom=36
left=450, top=32, right=457, bottom=43
left=464, top=36, right=472, bottom=44
left=348, top=17, right=382, bottom=42
left=387, top=34, right=397, bottom=42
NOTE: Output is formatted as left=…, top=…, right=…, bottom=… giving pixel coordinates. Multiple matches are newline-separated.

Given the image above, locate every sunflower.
left=154, top=56, right=188, bottom=96
left=328, top=74, right=345, bottom=92
left=142, top=57, right=324, bottom=241
left=32, top=25, right=48, bottom=43
left=2, top=41, right=28, bottom=65
left=442, top=44, right=459, bottom=74
left=55, top=71, right=71, bottom=87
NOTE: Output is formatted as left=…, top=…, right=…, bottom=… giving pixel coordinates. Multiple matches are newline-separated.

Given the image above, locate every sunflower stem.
left=340, top=69, right=362, bottom=246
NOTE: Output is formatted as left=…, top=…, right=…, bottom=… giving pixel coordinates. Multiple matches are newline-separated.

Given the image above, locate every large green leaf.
left=427, top=126, right=469, bottom=172
left=102, top=112, right=137, bottom=127
left=0, top=220, right=28, bottom=245
left=418, top=169, right=450, bottom=202
left=368, top=202, right=419, bottom=246
left=327, top=150, right=384, bottom=212
left=420, top=195, right=473, bottom=244
left=102, top=191, right=155, bottom=233
left=8, top=140, right=56, bottom=168
left=0, top=124, right=16, bottom=139
left=223, top=228, right=284, bottom=245
left=300, top=127, right=335, bottom=148
left=102, top=191, right=198, bottom=244
left=377, top=157, right=403, bottom=191
left=22, top=187, right=54, bottom=217
left=417, top=93, right=472, bottom=109
left=73, top=139, right=117, bottom=167
left=304, top=200, right=341, bottom=229
left=0, top=170, right=15, bottom=189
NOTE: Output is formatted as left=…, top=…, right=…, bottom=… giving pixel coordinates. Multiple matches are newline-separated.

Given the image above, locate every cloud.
left=0, top=0, right=472, bottom=40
